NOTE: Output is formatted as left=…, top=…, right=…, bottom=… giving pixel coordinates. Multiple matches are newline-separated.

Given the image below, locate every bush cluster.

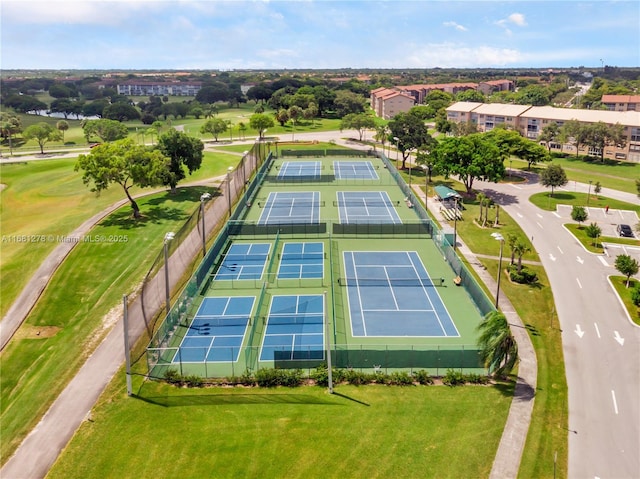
left=442, top=369, right=490, bottom=386
left=507, top=264, right=538, bottom=284
left=164, top=366, right=488, bottom=389
left=163, top=368, right=204, bottom=388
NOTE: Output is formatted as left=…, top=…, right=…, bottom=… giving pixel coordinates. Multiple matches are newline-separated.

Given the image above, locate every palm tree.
left=506, top=233, right=518, bottom=265
left=477, top=311, right=518, bottom=377
left=476, top=192, right=486, bottom=224
left=513, top=240, right=531, bottom=273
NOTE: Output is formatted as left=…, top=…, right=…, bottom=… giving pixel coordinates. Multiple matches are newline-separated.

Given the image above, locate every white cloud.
left=405, top=43, right=523, bottom=68
left=507, top=13, right=527, bottom=27
left=443, top=21, right=468, bottom=32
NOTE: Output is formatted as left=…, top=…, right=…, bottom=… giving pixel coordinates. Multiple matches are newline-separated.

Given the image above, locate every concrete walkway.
left=412, top=184, right=538, bottom=479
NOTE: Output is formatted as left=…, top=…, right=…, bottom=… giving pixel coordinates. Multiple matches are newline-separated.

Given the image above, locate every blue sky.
left=1, top=0, right=638, bottom=70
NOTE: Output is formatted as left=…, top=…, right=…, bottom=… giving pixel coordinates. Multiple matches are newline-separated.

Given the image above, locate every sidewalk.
left=412, top=184, right=538, bottom=479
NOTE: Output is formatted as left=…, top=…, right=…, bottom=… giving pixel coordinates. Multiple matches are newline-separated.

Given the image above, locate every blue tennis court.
left=258, top=191, right=321, bottom=225
left=336, top=191, right=402, bottom=224
left=173, top=296, right=255, bottom=363
left=260, top=295, right=324, bottom=361
left=342, top=251, right=459, bottom=337
left=333, top=161, right=379, bottom=179
left=278, top=161, right=321, bottom=179
left=214, top=243, right=270, bottom=280
left=277, top=242, right=324, bottom=279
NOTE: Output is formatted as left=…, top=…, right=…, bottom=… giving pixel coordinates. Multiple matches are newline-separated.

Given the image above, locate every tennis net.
left=190, top=317, right=251, bottom=327
left=278, top=252, right=326, bottom=260
left=263, top=315, right=324, bottom=325
left=258, top=200, right=325, bottom=208
left=333, top=200, right=400, bottom=207
left=337, top=277, right=445, bottom=287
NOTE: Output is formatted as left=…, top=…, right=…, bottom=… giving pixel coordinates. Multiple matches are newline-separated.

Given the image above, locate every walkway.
left=412, top=184, right=538, bottom=479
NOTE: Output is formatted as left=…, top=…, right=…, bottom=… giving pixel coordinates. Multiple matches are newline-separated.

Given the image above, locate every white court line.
left=611, top=390, right=619, bottom=415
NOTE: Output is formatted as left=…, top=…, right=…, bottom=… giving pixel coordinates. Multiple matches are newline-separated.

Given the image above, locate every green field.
left=46, top=376, right=514, bottom=479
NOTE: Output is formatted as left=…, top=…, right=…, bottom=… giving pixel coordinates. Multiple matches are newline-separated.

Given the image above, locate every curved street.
left=475, top=174, right=640, bottom=479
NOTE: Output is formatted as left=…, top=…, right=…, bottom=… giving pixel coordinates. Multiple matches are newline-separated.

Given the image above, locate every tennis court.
left=277, top=242, right=325, bottom=279
left=173, top=296, right=255, bottom=363
left=342, top=251, right=459, bottom=337
left=259, top=294, right=325, bottom=361
left=257, top=191, right=322, bottom=225
left=333, top=160, right=379, bottom=180
left=336, top=191, right=402, bottom=224
left=278, top=161, right=322, bottom=179
left=214, top=243, right=270, bottom=280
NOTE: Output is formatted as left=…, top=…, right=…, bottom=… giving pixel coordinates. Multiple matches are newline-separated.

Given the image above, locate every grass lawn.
left=546, top=156, right=640, bottom=195
left=0, top=153, right=238, bottom=317
left=529, top=191, right=640, bottom=213
left=0, top=189, right=212, bottom=463
left=47, top=376, right=514, bottom=479
left=610, top=277, right=640, bottom=326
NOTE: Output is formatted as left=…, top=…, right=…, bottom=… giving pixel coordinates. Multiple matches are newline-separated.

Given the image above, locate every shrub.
left=183, top=375, right=204, bottom=388
left=255, top=368, right=281, bottom=387
left=344, top=369, right=368, bottom=385
left=280, top=369, right=304, bottom=387
left=388, top=371, right=414, bottom=386
left=310, top=364, right=329, bottom=386
left=442, top=369, right=466, bottom=386
left=254, top=368, right=304, bottom=387
left=631, top=285, right=640, bottom=307
left=413, top=370, right=434, bottom=385
left=164, top=368, right=181, bottom=384
left=508, top=264, right=538, bottom=284
left=465, top=373, right=490, bottom=385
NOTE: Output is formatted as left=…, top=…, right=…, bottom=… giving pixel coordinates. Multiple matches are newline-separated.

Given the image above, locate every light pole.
left=586, top=180, right=592, bottom=207
left=226, top=166, right=234, bottom=218
left=491, top=232, right=505, bottom=308
left=393, top=136, right=400, bottom=170
left=163, top=231, right=175, bottom=316
left=421, top=164, right=428, bottom=211
left=200, top=192, right=211, bottom=257
left=453, top=197, right=459, bottom=251
left=242, top=150, right=249, bottom=186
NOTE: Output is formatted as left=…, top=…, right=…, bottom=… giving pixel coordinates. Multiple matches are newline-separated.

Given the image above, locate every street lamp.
left=393, top=136, right=400, bottom=170
left=163, top=231, right=175, bottom=316
left=586, top=180, right=593, bottom=207
left=421, top=164, right=428, bottom=211
left=226, top=166, right=234, bottom=218
left=491, top=232, right=505, bottom=308
left=200, top=192, right=211, bottom=257
left=453, top=197, right=459, bottom=251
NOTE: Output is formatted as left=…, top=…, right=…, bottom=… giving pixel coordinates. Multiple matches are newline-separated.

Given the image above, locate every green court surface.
left=145, top=154, right=490, bottom=379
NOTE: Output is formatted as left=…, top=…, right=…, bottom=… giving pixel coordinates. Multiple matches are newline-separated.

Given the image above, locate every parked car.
left=616, top=224, right=634, bottom=238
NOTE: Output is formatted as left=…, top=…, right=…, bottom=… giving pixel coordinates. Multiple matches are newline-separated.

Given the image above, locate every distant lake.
left=28, top=110, right=100, bottom=120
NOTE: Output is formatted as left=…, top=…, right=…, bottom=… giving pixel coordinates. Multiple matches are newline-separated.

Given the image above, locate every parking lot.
left=556, top=205, right=638, bottom=239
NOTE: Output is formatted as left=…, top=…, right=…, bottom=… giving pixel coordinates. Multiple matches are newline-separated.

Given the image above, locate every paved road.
left=477, top=174, right=640, bottom=479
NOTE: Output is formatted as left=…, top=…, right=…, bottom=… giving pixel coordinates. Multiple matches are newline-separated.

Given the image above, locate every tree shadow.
left=478, top=188, right=519, bottom=207
left=132, top=391, right=339, bottom=408
left=145, top=186, right=220, bottom=206
left=99, top=205, right=189, bottom=229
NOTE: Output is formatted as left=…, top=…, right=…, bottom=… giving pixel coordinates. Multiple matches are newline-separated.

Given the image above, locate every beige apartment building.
left=446, top=101, right=640, bottom=163
left=370, top=87, right=416, bottom=119
left=601, top=94, right=640, bottom=112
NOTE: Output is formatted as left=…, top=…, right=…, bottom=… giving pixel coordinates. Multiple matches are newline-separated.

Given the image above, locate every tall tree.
left=538, top=122, right=561, bottom=152
left=539, top=163, right=567, bottom=196
left=200, top=118, right=228, bottom=142
left=75, top=138, right=168, bottom=218
left=583, top=122, right=626, bottom=162
left=333, top=90, right=366, bottom=117
left=23, top=122, right=62, bottom=154
left=430, top=134, right=505, bottom=194
left=614, top=255, right=639, bottom=287
left=561, top=120, right=589, bottom=157
left=0, top=113, right=22, bottom=155
left=339, top=113, right=376, bottom=141
left=387, top=112, right=432, bottom=169
left=156, top=129, right=204, bottom=193
left=56, top=120, right=70, bottom=142
left=584, top=222, right=602, bottom=247
left=476, top=311, right=518, bottom=377
left=249, top=113, right=274, bottom=139
left=82, top=119, right=128, bottom=143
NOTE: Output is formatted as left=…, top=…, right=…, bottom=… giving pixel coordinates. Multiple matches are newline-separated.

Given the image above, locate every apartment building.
left=116, top=81, right=202, bottom=96
left=370, top=87, right=415, bottom=119
left=601, top=94, right=640, bottom=112
left=446, top=101, right=640, bottom=163
left=401, top=83, right=478, bottom=104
